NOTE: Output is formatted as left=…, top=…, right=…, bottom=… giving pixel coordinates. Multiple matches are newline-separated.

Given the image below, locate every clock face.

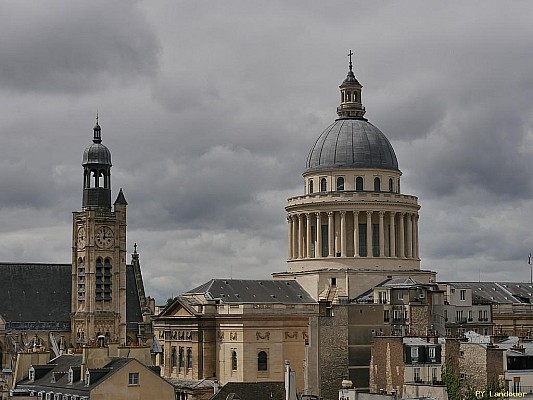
left=77, top=227, right=86, bottom=249
left=95, top=226, right=114, bottom=249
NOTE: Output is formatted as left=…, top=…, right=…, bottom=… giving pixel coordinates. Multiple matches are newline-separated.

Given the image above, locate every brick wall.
left=369, top=336, right=404, bottom=395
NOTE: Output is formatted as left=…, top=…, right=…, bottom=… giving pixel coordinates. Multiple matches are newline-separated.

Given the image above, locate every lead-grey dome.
left=82, top=122, right=112, bottom=166
left=305, top=118, right=399, bottom=172
left=83, top=143, right=112, bottom=165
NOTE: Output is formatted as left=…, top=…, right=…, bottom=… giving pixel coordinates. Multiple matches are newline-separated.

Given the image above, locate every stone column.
left=340, top=211, right=347, bottom=257
left=379, top=211, right=385, bottom=257
left=414, top=214, right=419, bottom=259
left=389, top=211, right=396, bottom=257
left=292, top=215, right=298, bottom=259
left=328, top=212, right=335, bottom=257
left=399, top=212, right=405, bottom=258
left=316, top=212, right=322, bottom=258
left=287, top=216, right=293, bottom=259
left=306, top=213, right=312, bottom=258
left=366, top=211, right=373, bottom=257
left=298, top=214, right=304, bottom=259
left=406, top=213, right=413, bottom=258
left=353, top=211, right=359, bottom=257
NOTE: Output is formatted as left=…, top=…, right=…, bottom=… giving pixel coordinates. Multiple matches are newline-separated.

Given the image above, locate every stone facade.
left=459, top=342, right=504, bottom=391
left=369, top=336, right=404, bottom=394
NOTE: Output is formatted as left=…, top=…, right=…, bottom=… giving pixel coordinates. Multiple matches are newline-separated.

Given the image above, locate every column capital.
left=315, top=211, right=321, bottom=218
left=327, top=211, right=335, bottom=217
left=389, top=210, right=396, bottom=216
left=366, top=210, right=373, bottom=217
left=340, top=210, right=346, bottom=216
left=306, top=212, right=313, bottom=220
left=378, top=210, right=385, bottom=217
left=298, top=213, right=304, bottom=221
left=399, top=211, right=405, bottom=217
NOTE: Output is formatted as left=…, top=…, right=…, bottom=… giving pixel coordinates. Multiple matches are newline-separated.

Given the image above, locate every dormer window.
left=29, top=367, right=35, bottom=382
left=68, top=368, right=74, bottom=385
left=85, top=370, right=90, bottom=386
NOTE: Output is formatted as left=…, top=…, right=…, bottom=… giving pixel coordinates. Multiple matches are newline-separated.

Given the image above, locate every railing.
left=6, top=321, right=70, bottom=331
left=287, top=191, right=419, bottom=206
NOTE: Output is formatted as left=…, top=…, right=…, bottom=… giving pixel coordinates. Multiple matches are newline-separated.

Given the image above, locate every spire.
left=337, top=50, right=366, bottom=119
left=93, top=112, right=102, bottom=144
left=114, top=188, right=128, bottom=205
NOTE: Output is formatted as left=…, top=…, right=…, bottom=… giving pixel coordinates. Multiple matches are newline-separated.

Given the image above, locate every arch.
left=258, top=351, right=268, bottom=371
left=374, top=177, right=381, bottom=192
left=231, top=350, right=238, bottom=371
left=336, top=177, right=344, bottom=191
left=389, top=178, right=393, bottom=192
left=355, top=177, right=363, bottom=191
left=320, top=178, right=327, bottom=192
left=308, top=179, right=314, bottom=194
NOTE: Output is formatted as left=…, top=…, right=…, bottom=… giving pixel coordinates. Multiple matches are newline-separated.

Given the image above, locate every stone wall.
left=369, top=336, right=404, bottom=396
left=318, top=305, right=349, bottom=400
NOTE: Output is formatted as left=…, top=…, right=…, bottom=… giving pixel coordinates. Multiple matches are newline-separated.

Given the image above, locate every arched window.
left=257, top=351, right=268, bottom=371
left=231, top=350, right=238, bottom=371
left=308, top=179, right=314, bottom=194
left=389, top=178, right=393, bottom=192
left=355, top=177, right=363, bottom=191
left=179, top=347, right=184, bottom=368
left=187, top=348, right=193, bottom=369
left=171, top=347, right=177, bottom=368
left=336, top=177, right=344, bottom=191
left=397, top=178, right=400, bottom=193
left=374, top=177, right=381, bottom=192
left=320, top=178, right=327, bottom=192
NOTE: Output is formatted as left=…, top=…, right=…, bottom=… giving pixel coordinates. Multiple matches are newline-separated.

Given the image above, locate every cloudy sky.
left=1, top=1, right=533, bottom=303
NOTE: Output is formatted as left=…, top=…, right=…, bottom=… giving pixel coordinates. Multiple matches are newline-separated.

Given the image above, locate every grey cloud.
left=0, top=0, right=159, bottom=94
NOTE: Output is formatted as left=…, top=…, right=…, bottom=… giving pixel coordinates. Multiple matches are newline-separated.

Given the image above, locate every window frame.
left=128, top=372, right=139, bottom=386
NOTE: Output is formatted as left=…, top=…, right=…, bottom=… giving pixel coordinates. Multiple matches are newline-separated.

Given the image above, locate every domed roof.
left=305, top=118, right=399, bottom=172
left=83, top=143, right=112, bottom=165
left=82, top=121, right=112, bottom=165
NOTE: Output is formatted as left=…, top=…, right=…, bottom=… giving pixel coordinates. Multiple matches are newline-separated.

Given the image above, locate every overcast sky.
left=1, top=1, right=533, bottom=303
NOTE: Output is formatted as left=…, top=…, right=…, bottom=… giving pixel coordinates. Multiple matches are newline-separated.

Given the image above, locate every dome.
left=83, top=143, right=112, bottom=165
left=305, top=118, right=399, bottom=172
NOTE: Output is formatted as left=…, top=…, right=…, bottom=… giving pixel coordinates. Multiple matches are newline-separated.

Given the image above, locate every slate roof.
left=0, top=263, right=71, bottom=327
left=16, top=355, right=135, bottom=396
left=0, top=262, right=144, bottom=330
left=210, top=381, right=285, bottom=400
left=186, top=279, right=316, bottom=304
left=444, top=282, right=533, bottom=304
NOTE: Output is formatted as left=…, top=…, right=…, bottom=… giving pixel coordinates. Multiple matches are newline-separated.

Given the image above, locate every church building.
left=0, top=120, right=152, bottom=371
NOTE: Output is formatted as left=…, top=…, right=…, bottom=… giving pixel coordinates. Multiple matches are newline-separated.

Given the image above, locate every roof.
left=166, top=377, right=216, bottom=390
left=16, top=355, right=151, bottom=395
left=444, top=282, right=533, bottom=304
left=0, top=263, right=72, bottom=328
left=210, top=381, right=285, bottom=400
left=185, top=279, right=316, bottom=304
left=0, top=262, right=144, bottom=330
left=305, top=118, right=399, bottom=173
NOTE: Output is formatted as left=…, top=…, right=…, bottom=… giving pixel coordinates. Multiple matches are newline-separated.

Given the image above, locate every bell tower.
left=71, top=117, right=127, bottom=346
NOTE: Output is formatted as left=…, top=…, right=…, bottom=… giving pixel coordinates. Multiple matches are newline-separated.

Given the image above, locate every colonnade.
left=287, top=210, right=419, bottom=260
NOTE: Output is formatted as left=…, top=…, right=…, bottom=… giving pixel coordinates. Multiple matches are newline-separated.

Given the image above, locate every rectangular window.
left=483, top=310, right=488, bottom=320
left=460, top=290, right=466, bottom=301
left=428, top=347, right=436, bottom=360
left=383, top=310, right=390, bottom=322
left=432, top=367, right=438, bottom=382
left=358, top=224, right=367, bottom=257
left=372, top=224, right=379, bottom=257
left=456, top=310, right=463, bottom=322
left=468, top=310, right=472, bottom=320
left=411, top=346, right=418, bottom=360
left=128, top=372, right=139, bottom=386
left=393, top=309, right=401, bottom=321
left=414, top=367, right=420, bottom=382
left=321, top=225, right=328, bottom=257
left=479, top=310, right=483, bottom=320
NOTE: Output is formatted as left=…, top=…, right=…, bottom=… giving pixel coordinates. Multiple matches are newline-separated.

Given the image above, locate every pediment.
left=158, top=297, right=197, bottom=317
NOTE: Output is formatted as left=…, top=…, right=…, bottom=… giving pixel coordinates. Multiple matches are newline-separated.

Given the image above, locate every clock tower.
left=71, top=118, right=127, bottom=346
